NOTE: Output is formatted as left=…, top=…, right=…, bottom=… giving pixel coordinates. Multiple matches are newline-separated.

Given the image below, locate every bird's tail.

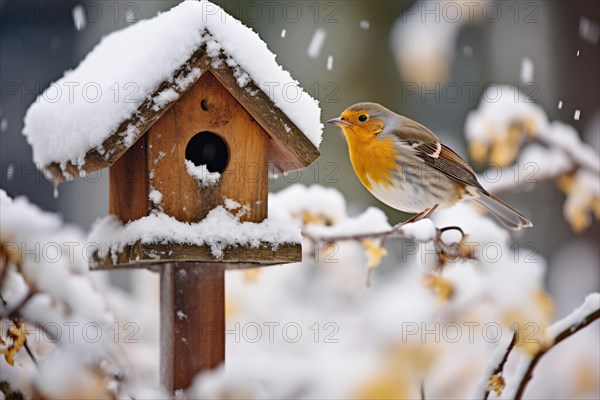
left=474, top=191, right=533, bottom=231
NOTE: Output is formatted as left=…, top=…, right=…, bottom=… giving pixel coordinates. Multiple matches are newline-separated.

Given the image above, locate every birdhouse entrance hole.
left=185, top=131, right=229, bottom=173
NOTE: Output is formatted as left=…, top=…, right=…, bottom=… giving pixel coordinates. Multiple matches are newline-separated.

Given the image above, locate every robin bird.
left=328, top=102, right=532, bottom=231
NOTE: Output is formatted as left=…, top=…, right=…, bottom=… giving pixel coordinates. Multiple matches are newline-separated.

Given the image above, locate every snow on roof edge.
left=23, top=0, right=323, bottom=169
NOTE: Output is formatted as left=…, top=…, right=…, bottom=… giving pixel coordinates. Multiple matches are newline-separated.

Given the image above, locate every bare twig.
left=23, top=340, right=38, bottom=365
left=303, top=222, right=470, bottom=280
left=31, top=321, right=59, bottom=343
left=0, top=250, right=41, bottom=368
left=0, top=290, right=37, bottom=320
left=514, top=307, right=600, bottom=399
left=302, top=225, right=420, bottom=244
left=482, top=331, right=517, bottom=400
left=0, top=243, right=11, bottom=299
left=303, top=223, right=465, bottom=253
left=1, top=291, right=40, bottom=368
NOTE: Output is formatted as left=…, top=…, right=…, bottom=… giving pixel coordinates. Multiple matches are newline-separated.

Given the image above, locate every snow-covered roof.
left=23, top=0, right=322, bottom=179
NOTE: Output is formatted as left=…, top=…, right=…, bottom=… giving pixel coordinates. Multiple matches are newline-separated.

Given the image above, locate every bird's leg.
left=391, top=208, right=429, bottom=231
left=394, top=204, right=440, bottom=230
left=404, top=208, right=429, bottom=224
left=422, top=204, right=439, bottom=219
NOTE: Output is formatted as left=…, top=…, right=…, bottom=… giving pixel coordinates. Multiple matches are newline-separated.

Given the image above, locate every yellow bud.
left=225, top=296, right=238, bottom=319
left=302, top=211, right=334, bottom=226
left=363, top=240, right=388, bottom=270
left=573, top=360, right=600, bottom=394
left=468, top=141, right=489, bottom=164
left=524, top=118, right=540, bottom=138
left=242, top=268, right=262, bottom=284
left=507, top=123, right=523, bottom=142
left=0, top=321, right=27, bottom=366
left=488, top=374, right=506, bottom=397
left=555, top=173, right=576, bottom=194
left=0, top=240, right=22, bottom=266
left=424, top=273, right=454, bottom=302
left=490, top=139, right=520, bottom=167
left=568, top=208, right=591, bottom=233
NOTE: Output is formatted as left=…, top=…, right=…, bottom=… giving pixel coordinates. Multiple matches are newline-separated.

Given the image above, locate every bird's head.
left=327, top=102, right=394, bottom=142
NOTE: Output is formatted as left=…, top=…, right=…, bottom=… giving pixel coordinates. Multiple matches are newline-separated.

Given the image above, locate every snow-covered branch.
left=303, top=220, right=471, bottom=272
left=485, top=122, right=599, bottom=197
left=466, top=87, right=600, bottom=232
left=534, top=122, right=599, bottom=175
left=508, top=293, right=600, bottom=399
left=0, top=191, right=126, bottom=398
left=302, top=218, right=438, bottom=244
left=471, top=332, right=517, bottom=400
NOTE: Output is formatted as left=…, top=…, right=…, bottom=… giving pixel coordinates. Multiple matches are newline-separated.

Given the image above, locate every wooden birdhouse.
left=84, top=51, right=320, bottom=269
left=23, top=1, right=322, bottom=392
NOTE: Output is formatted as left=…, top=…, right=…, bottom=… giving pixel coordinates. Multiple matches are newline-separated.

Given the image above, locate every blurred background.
left=1, top=0, right=598, bottom=300
left=1, top=1, right=599, bottom=398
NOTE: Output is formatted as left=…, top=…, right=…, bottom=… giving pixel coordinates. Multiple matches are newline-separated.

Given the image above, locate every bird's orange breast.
left=344, top=132, right=398, bottom=191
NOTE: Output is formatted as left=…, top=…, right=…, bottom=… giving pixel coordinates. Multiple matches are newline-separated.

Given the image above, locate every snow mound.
left=88, top=206, right=302, bottom=260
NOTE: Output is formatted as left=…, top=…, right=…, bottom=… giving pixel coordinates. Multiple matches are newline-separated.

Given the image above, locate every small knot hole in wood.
left=185, top=131, right=229, bottom=173
left=200, top=98, right=209, bottom=111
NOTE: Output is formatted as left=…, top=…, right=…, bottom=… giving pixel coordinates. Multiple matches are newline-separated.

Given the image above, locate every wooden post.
left=160, top=263, right=225, bottom=392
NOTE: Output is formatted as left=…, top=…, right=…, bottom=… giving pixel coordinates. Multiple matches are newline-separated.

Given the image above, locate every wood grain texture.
left=148, top=71, right=268, bottom=223
left=208, top=57, right=321, bottom=174
left=46, top=47, right=208, bottom=182
left=160, top=262, right=225, bottom=392
left=89, top=242, right=302, bottom=270
left=109, top=134, right=149, bottom=221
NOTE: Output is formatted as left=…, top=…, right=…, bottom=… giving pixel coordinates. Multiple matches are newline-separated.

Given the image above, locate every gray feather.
left=474, top=191, right=533, bottom=231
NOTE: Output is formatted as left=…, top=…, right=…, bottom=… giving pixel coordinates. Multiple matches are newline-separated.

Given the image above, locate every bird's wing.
left=388, top=116, right=487, bottom=193
left=411, top=141, right=488, bottom=194
left=391, top=117, right=440, bottom=143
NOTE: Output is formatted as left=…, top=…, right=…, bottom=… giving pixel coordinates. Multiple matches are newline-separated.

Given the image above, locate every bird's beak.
left=327, top=117, right=351, bottom=127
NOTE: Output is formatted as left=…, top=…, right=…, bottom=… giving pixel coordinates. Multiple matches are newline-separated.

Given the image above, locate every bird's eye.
left=358, top=114, right=368, bottom=122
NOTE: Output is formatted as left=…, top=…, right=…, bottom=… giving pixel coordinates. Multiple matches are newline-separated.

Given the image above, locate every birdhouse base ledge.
left=89, top=241, right=301, bottom=271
